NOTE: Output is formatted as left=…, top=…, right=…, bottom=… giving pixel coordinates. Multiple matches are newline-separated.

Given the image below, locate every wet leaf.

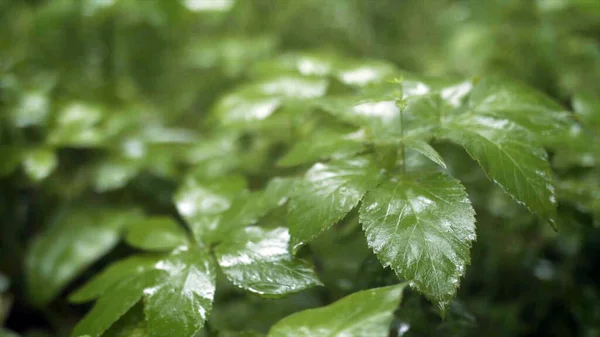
left=215, top=227, right=322, bottom=297
left=72, top=247, right=216, bottom=337
left=359, top=173, right=476, bottom=312
left=268, top=284, right=406, bottom=337
left=71, top=268, right=164, bottom=337
left=144, top=247, right=216, bottom=337
left=319, top=96, right=403, bottom=142
left=125, top=217, right=189, bottom=251
left=70, top=255, right=163, bottom=303
left=442, top=115, right=557, bottom=228
left=468, top=77, right=570, bottom=137
left=26, top=208, right=143, bottom=307
left=288, top=156, right=382, bottom=252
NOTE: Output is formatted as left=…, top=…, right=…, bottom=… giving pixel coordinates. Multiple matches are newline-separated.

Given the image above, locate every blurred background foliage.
left=0, top=0, right=599, bottom=336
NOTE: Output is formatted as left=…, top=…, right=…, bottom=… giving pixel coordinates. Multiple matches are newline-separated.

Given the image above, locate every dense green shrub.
left=1, top=1, right=599, bottom=336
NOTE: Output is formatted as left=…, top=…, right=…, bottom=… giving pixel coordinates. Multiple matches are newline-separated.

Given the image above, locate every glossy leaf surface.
left=360, top=173, right=476, bottom=310
left=215, top=227, right=321, bottom=297
left=468, top=77, right=570, bottom=136
left=442, top=115, right=557, bottom=227
left=143, top=247, right=216, bottom=337
left=268, top=284, right=406, bottom=337
left=288, top=156, right=382, bottom=251
left=70, top=255, right=162, bottom=303
left=71, top=269, right=164, bottom=337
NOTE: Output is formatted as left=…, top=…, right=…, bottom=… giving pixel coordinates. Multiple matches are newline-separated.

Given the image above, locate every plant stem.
left=398, top=102, right=406, bottom=174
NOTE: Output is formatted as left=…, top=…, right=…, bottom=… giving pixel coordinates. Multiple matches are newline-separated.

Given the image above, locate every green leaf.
left=103, top=304, right=148, bottom=337
left=277, top=129, right=366, bottom=167
left=26, top=208, right=143, bottom=307
left=143, top=247, right=216, bottom=337
left=319, top=96, right=403, bottom=142
left=71, top=247, right=216, bottom=337
left=71, top=268, right=164, bottom=337
left=218, top=177, right=297, bottom=234
left=174, top=175, right=247, bottom=243
left=22, top=147, right=58, bottom=182
left=288, top=156, right=382, bottom=252
left=70, top=255, right=162, bottom=303
left=267, top=284, right=406, bottom=337
left=468, top=77, right=570, bottom=137
left=359, top=173, right=476, bottom=311
left=214, top=227, right=322, bottom=297
left=125, top=217, right=189, bottom=251
left=442, top=115, right=557, bottom=228
left=404, top=139, right=447, bottom=169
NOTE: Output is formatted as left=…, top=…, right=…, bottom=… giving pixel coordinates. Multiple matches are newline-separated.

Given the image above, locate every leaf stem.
left=398, top=101, right=406, bottom=174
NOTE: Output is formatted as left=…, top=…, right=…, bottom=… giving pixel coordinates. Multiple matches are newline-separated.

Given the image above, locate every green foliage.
left=268, top=284, right=406, bottom=337
left=1, top=0, right=599, bottom=337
